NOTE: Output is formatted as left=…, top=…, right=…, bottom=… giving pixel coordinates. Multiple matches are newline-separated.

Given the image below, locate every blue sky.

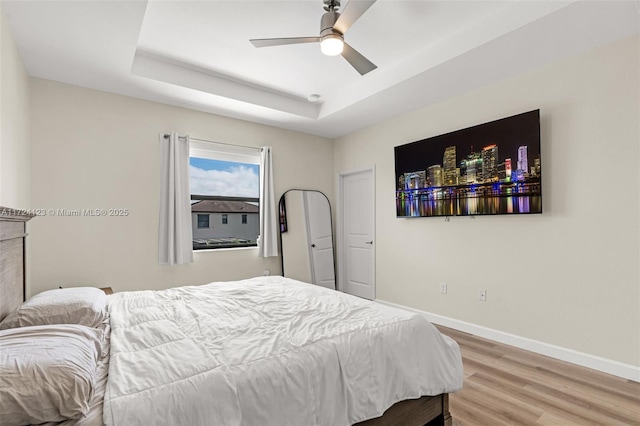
left=190, top=157, right=259, bottom=197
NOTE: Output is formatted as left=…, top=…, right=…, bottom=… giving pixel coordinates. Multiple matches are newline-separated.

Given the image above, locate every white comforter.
left=103, top=276, right=462, bottom=426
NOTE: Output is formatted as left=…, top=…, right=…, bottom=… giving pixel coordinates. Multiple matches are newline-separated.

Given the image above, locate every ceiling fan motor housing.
left=320, top=11, right=343, bottom=40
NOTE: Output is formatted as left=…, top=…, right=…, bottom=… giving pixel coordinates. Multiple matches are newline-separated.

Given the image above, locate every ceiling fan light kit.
left=320, top=34, right=344, bottom=56
left=249, top=0, right=378, bottom=75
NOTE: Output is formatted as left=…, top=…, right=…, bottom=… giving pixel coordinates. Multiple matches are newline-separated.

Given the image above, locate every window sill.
left=193, top=246, right=258, bottom=254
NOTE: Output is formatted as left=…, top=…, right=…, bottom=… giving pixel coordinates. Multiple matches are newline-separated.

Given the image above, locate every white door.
left=304, top=191, right=336, bottom=290
left=338, top=167, right=375, bottom=300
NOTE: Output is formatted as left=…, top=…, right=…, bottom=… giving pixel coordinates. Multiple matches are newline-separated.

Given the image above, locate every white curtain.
left=158, top=132, right=194, bottom=265
left=258, top=146, right=278, bottom=257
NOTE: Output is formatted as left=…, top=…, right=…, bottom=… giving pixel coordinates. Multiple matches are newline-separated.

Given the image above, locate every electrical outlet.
left=440, top=282, right=447, bottom=294
left=479, top=289, right=487, bottom=302
left=263, top=269, right=270, bottom=276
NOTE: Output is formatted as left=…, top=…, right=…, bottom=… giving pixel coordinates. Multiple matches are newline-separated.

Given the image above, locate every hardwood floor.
left=435, top=325, right=640, bottom=426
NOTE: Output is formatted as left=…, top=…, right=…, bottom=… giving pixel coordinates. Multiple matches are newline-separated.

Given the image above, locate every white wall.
left=29, top=79, right=334, bottom=295
left=334, top=35, right=640, bottom=367
left=0, top=5, right=30, bottom=208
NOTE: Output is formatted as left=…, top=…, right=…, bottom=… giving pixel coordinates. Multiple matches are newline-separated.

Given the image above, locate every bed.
left=0, top=208, right=462, bottom=426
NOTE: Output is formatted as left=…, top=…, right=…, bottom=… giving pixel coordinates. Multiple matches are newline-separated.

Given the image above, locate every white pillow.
left=0, top=324, right=103, bottom=425
left=0, top=287, right=107, bottom=330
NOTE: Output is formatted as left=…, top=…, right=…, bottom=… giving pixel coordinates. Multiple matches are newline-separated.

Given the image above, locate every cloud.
left=190, top=165, right=259, bottom=198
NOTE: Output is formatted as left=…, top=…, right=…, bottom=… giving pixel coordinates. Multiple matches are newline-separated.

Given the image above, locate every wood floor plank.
left=460, top=379, right=544, bottom=424
left=535, top=411, right=599, bottom=425
left=470, top=371, right=607, bottom=425
left=435, top=325, right=640, bottom=426
left=500, top=353, right=640, bottom=404
left=524, top=382, right=639, bottom=426
left=488, top=353, right=640, bottom=417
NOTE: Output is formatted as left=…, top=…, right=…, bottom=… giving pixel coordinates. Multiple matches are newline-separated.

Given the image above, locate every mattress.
left=103, top=276, right=463, bottom=426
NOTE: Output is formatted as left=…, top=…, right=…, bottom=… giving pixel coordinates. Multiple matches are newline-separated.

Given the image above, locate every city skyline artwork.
left=394, top=109, right=542, bottom=217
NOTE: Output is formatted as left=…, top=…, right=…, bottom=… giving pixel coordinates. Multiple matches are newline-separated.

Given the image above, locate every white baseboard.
left=375, top=299, right=640, bottom=383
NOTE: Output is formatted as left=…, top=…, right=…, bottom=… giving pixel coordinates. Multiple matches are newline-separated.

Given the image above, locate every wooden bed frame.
left=0, top=205, right=452, bottom=426
left=355, top=394, right=451, bottom=426
left=0, top=207, right=34, bottom=321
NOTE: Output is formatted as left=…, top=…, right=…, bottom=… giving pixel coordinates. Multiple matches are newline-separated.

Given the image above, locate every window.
left=197, top=214, right=209, bottom=228
left=189, top=141, right=260, bottom=250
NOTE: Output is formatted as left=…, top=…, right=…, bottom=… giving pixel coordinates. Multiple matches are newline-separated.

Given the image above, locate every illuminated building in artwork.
left=511, top=169, right=525, bottom=182
left=532, top=157, right=541, bottom=177
left=461, top=151, right=482, bottom=184
left=498, top=158, right=513, bottom=182
left=404, top=171, right=426, bottom=190
left=442, top=146, right=458, bottom=186
left=398, top=174, right=405, bottom=191
left=427, top=165, right=444, bottom=187
left=481, top=144, right=499, bottom=182
left=517, top=146, right=529, bottom=176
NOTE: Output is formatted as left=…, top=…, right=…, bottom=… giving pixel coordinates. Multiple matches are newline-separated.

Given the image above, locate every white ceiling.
left=3, top=0, right=639, bottom=138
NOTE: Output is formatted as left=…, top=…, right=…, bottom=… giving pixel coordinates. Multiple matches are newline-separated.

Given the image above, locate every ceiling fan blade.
left=250, top=37, right=320, bottom=48
left=333, top=0, right=376, bottom=35
left=341, top=42, right=377, bottom=75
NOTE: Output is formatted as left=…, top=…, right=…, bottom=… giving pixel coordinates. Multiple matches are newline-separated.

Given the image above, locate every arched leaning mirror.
left=279, top=190, right=336, bottom=290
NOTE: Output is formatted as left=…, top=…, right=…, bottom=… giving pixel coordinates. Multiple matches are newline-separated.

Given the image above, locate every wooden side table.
left=100, top=287, right=113, bottom=295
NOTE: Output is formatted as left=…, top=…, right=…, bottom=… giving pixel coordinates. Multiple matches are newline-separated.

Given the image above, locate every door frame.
left=336, top=166, right=376, bottom=298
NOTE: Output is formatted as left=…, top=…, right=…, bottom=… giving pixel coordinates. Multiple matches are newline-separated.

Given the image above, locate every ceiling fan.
left=250, top=0, right=377, bottom=76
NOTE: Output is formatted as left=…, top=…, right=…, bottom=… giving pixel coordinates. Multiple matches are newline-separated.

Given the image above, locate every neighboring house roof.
left=191, top=200, right=259, bottom=214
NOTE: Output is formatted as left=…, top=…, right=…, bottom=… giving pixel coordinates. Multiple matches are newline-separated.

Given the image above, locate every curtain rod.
left=163, top=134, right=261, bottom=152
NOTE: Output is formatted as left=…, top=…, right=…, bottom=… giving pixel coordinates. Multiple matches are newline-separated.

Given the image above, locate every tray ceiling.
left=3, top=0, right=639, bottom=138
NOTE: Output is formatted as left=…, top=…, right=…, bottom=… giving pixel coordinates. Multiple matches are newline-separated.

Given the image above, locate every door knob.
left=311, top=244, right=316, bottom=248
left=365, top=241, right=373, bottom=245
